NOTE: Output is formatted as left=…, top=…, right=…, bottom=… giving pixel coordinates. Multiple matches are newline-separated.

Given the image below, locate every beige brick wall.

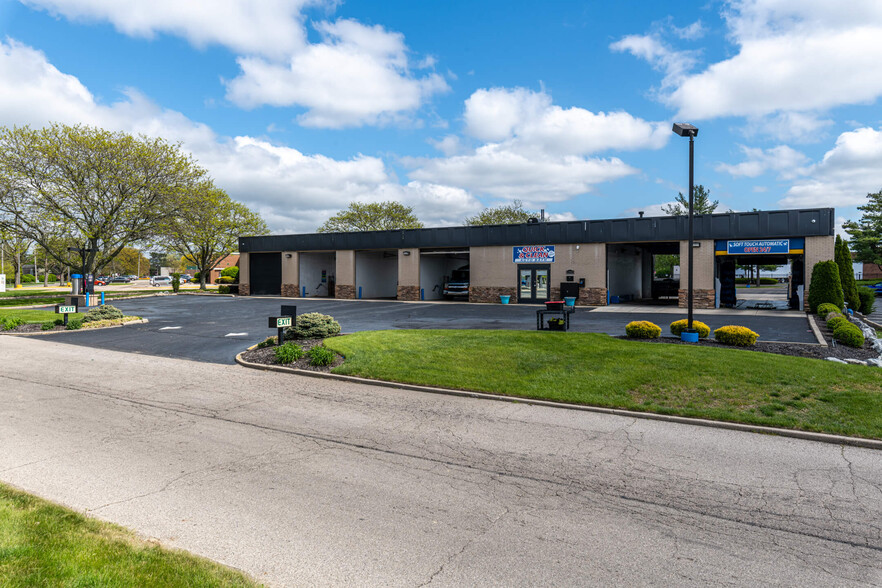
left=804, top=236, right=835, bottom=278
left=469, top=246, right=512, bottom=287
left=281, top=251, right=299, bottom=285
left=336, top=250, right=355, bottom=285
left=678, top=240, right=715, bottom=290
left=470, top=243, right=606, bottom=289
left=398, top=248, right=419, bottom=286
left=238, top=252, right=250, bottom=285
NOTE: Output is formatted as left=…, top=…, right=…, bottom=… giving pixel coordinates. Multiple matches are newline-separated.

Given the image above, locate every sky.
left=1, top=0, right=881, bottom=236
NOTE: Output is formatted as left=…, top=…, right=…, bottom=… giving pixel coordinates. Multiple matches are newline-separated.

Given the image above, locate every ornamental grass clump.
left=83, top=305, right=124, bottom=323
left=625, top=321, right=661, bottom=339
left=833, top=322, right=865, bottom=348
left=284, top=313, right=341, bottom=339
left=713, top=325, right=759, bottom=347
left=274, top=342, right=304, bottom=364
left=669, top=319, right=710, bottom=338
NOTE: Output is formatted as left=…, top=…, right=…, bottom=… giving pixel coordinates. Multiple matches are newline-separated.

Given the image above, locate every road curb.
left=806, top=313, right=829, bottom=346
left=234, top=350, right=882, bottom=451
left=3, top=318, right=149, bottom=336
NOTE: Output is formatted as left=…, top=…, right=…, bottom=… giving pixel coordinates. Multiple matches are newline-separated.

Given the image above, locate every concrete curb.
left=3, top=318, right=149, bottom=336
left=862, top=316, right=882, bottom=331
left=234, top=349, right=882, bottom=451
left=806, top=313, right=829, bottom=346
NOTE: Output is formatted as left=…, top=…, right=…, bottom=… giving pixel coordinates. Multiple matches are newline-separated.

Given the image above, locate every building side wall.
left=281, top=251, right=299, bottom=297
left=238, top=252, right=250, bottom=295
left=804, top=235, right=836, bottom=309
left=678, top=239, right=715, bottom=308
left=398, top=249, right=419, bottom=286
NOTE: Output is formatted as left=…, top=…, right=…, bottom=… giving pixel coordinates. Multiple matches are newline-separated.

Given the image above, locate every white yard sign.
left=0, top=274, right=5, bottom=292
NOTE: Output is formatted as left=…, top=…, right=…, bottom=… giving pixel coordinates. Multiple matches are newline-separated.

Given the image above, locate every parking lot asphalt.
left=36, top=294, right=820, bottom=364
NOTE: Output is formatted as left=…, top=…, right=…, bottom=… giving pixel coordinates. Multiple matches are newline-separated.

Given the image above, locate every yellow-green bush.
left=625, top=321, right=661, bottom=339
left=816, top=302, right=842, bottom=317
left=713, top=325, right=759, bottom=346
left=833, top=322, right=864, bottom=348
left=826, top=315, right=849, bottom=332
left=669, top=319, right=710, bottom=338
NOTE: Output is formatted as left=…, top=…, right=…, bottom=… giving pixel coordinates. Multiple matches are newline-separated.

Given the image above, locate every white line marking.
left=159, top=326, right=182, bottom=330
left=225, top=332, right=249, bottom=337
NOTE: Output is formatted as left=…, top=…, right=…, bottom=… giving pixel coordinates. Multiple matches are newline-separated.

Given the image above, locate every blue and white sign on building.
left=513, top=245, right=555, bottom=263
left=726, top=240, right=790, bottom=255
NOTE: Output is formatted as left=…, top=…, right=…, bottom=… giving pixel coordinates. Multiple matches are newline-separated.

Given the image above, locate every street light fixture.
left=672, top=122, right=699, bottom=342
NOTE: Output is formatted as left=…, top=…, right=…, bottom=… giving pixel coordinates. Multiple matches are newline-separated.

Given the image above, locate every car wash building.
left=237, top=207, right=834, bottom=311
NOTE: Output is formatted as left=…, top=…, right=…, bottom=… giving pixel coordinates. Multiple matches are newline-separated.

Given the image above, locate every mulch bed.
left=239, top=337, right=344, bottom=373
left=622, top=319, right=880, bottom=362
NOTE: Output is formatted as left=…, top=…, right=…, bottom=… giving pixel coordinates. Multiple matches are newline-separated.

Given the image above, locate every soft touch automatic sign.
left=513, top=245, right=555, bottom=263
left=726, top=240, right=790, bottom=255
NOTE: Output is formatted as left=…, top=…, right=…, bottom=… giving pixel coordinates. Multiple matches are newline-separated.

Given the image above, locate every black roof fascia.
left=239, top=208, right=834, bottom=253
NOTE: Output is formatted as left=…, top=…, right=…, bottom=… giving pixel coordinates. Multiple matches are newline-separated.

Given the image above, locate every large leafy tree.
left=843, top=189, right=882, bottom=276
left=0, top=123, right=205, bottom=276
left=464, top=200, right=537, bottom=225
left=0, top=229, right=31, bottom=286
left=835, top=235, right=860, bottom=311
left=163, top=182, right=267, bottom=290
left=661, top=185, right=718, bottom=216
left=317, top=201, right=423, bottom=232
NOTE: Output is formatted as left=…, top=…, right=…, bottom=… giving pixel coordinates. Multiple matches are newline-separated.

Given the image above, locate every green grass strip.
left=324, top=330, right=882, bottom=440
left=0, top=482, right=259, bottom=587
left=0, top=309, right=84, bottom=323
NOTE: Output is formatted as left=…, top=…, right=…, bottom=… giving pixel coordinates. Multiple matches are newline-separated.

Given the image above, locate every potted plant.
left=547, top=317, right=565, bottom=331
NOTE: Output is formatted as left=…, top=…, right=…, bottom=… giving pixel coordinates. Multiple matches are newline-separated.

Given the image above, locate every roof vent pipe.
left=638, top=211, right=644, bottom=218
left=540, top=209, right=545, bottom=222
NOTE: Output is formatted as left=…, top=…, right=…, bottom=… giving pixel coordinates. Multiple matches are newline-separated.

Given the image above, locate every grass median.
left=0, top=482, right=259, bottom=587
left=323, top=330, right=882, bottom=440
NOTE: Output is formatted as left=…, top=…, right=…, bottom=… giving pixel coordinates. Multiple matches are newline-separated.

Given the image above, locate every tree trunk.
left=14, top=251, right=21, bottom=287
left=756, top=264, right=761, bottom=287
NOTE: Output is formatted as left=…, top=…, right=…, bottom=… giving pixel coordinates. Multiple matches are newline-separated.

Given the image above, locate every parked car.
left=108, top=276, right=131, bottom=284
left=93, top=278, right=107, bottom=286
left=442, top=265, right=470, bottom=299
left=150, top=275, right=172, bottom=287
left=870, top=282, right=882, bottom=296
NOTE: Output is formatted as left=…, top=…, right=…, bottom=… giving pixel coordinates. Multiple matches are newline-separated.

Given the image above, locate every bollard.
left=85, top=292, right=90, bottom=308
left=101, top=291, right=105, bottom=305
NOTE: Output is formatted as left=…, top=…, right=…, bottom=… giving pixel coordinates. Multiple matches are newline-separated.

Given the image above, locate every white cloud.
left=673, top=20, right=705, bottom=40
left=20, top=0, right=313, bottom=59
left=225, top=19, right=449, bottom=128
left=664, top=1, right=882, bottom=123
left=715, top=145, right=810, bottom=179
left=779, top=127, right=882, bottom=208
left=609, top=34, right=697, bottom=90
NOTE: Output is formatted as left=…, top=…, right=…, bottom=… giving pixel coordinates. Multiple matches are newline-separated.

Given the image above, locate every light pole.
left=672, top=122, right=699, bottom=342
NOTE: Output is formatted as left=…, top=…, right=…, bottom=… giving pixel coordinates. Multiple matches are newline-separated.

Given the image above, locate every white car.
left=150, top=276, right=172, bottom=287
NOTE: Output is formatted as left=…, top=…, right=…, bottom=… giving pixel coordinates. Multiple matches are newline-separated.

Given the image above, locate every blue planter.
left=680, top=331, right=699, bottom=343
left=499, top=295, right=510, bottom=304
left=564, top=297, right=576, bottom=307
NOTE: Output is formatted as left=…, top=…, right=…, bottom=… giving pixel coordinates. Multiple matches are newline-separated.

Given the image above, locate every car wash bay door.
left=517, top=265, right=550, bottom=303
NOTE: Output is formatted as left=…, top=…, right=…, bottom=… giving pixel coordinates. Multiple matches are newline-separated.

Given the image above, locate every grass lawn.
left=324, top=330, right=882, bottom=439
left=0, top=482, right=259, bottom=587
left=0, top=308, right=84, bottom=323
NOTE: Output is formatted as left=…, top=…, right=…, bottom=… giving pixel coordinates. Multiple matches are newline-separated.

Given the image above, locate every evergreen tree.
left=661, top=185, right=718, bottom=216
left=835, top=235, right=860, bottom=312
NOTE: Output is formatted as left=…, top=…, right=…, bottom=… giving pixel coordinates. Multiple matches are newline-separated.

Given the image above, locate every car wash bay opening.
left=237, top=208, right=834, bottom=311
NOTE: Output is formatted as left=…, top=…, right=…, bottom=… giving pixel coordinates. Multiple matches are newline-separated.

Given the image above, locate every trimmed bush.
left=83, top=305, right=124, bottom=323
left=669, top=319, right=710, bottom=338
left=824, top=311, right=843, bottom=322
left=274, top=342, right=305, bottom=364
left=221, top=266, right=239, bottom=282
left=833, top=322, right=865, bottom=348
left=256, top=336, right=277, bottom=349
left=307, top=345, right=337, bottom=366
left=625, top=321, right=661, bottom=339
left=66, top=318, right=82, bottom=330
left=835, top=235, right=860, bottom=312
left=21, top=273, right=36, bottom=283
left=826, top=316, right=849, bottom=332
left=858, top=287, right=876, bottom=315
left=807, top=260, right=844, bottom=314
left=54, top=318, right=64, bottom=326
left=171, top=273, right=181, bottom=293
left=714, top=325, right=759, bottom=346
left=735, top=277, right=778, bottom=285
left=817, top=303, right=842, bottom=317
left=216, top=276, right=235, bottom=284
left=0, top=316, right=24, bottom=331
left=284, top=313, right=341, bottom=340
left=218, top=285, right=230, bottom=294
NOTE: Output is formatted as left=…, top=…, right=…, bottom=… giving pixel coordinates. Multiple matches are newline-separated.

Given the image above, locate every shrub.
left=714, top=325, right=759, bottom=346
left=307, top=345, right=337, bottom=366
left=826, top=316, right=849, bottom=332
left=171, top=273, right=181, bottom=293
left=83, top=305, right=124, bottom=323
left=835, top=235, right=860, bottom=312
left=669, top=319, right=710, bottom=338
left=833, top=322, right=864, bottom=348
left=216, top=276, right=235, bottom=284
left=256, top=336, right=277, bottom=349
left=858, top=287, right=876, bottom=315
left=625, top=321, right=661, bottom=339
left=54, top=318, right=64, bottom=326
left=284, top=313, right=341, bottom=339
left=46, top=273, right=57, bottom=282
left=274, top=342, right=304, bottom=364
left=735, top=277, right=778, bottom=285
left=218, top=285, right=230, bottom=294
left=66, top=318, right=82, bottom=330
left=0, top=316, right=24, bottom=331
left=221, top=266, right=239, bottom=282
left=807, top=260, right=844, bottom=314
left=817, top=303, right=842, bottom=317
left=41, top=321, right=55, bottom=331
left=190, top=278, right=199, bottom=283
left=193, top=271, right=201, bottom=281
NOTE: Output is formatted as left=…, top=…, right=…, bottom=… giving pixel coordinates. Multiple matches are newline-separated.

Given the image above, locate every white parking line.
left=225, top=332, right=249, bottom=337
left=159, top=326, right=182, bottom=330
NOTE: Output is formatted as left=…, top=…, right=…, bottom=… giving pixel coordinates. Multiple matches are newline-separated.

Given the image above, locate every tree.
left=100, top=247, right=150, bottom=277
left=0, top=123, right=206, bottom=277
left=464, top=200, right=537, bottom=225
left=807, top=260, right=843, bottom=314
left=661, top=185, right=718, bottom=216
left=835, top=235, right=860, bottom=312
left=162, top=182, right=267, bottom=290
left=654, top=254, right=679, bottom=278
left=0, top=229, right=31, bottom=287
left=316, top=201, right=423, bottom=232
left=843, top=189, right=882, bottom=277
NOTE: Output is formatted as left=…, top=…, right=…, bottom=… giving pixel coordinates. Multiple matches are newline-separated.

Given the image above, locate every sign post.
left=55, top=304, right=77, bottom=327
left=268, top=316, right=293, bottom=345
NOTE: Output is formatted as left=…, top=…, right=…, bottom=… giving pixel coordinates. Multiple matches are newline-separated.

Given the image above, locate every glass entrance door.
left=516, top=265, right=551, bottom=303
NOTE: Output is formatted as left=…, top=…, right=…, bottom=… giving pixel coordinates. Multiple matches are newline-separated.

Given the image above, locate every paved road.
left=41, top=295, right=817, bottom=363
left=1, top=336, right=879, bottom=586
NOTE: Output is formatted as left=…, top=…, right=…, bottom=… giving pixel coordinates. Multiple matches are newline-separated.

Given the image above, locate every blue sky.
left=2, top=1, right=881, bottom=234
